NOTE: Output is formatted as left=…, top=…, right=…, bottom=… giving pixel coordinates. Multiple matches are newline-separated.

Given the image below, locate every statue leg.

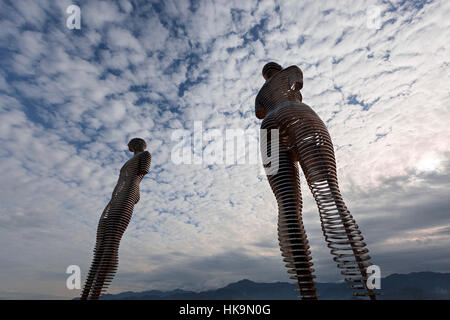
left=80, top=209, right=109, bottom=300
left=264, top=142, right=317, bottom=300
left=88, top=210, right=131, bottom=299
left=88, top=241, right=119, bottom=300
left=292, top=120, right=376, bottom=299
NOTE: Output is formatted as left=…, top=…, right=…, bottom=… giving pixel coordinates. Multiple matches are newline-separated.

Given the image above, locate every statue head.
left=262, top=62, right=282, bottom=80
left=128, top=138, right=147, bottom=153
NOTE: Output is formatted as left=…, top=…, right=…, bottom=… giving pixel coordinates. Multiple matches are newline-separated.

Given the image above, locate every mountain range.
left=96, top=271, right=450, bottom=300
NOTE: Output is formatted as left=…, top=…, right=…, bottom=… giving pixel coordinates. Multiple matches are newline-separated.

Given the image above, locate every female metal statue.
left=81, top=138, right=151, bottom=300
left=256, top=62, right=376, bottom=300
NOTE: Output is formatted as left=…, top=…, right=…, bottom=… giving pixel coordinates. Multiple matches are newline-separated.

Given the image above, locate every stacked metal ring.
left=258, top=65, right=376, bottom=300
left=81, top=151, right=151, bottom=300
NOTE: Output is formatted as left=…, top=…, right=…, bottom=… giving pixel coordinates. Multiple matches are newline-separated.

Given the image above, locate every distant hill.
left=94, top=272, right=450, bottom=300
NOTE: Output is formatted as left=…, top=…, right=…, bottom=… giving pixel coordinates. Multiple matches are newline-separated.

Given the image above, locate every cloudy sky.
left=0, top=0, right=449, bottom=299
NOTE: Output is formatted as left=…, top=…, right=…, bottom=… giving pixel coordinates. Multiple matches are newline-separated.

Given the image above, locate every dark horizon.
left=95, top=271, right=450, bottom=300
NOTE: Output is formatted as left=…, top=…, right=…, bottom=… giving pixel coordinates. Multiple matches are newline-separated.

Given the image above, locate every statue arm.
left=139, top=151, right=151, bottom=175
left=255, top=99, right=266, bottom=119
left=110, top=181, right=119, bottom=198
left=100, top=201, right=111, bottom=219
left=288, top=66, right=303, bottom=91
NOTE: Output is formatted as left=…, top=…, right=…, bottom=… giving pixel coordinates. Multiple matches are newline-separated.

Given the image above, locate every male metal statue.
left=81, top=138, right=151, bottom=300
left=256, top=62, right=376, bottom=300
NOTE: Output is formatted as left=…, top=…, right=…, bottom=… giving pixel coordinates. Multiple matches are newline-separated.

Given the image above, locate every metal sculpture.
left=256, top=62, right=376, bottom=300
left=81, top=138, right=151, bottom=300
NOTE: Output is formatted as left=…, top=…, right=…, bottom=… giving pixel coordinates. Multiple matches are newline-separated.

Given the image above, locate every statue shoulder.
left=141, top=150, right=151, bottom=158
left=140, top=151, right=151, bottom=163
left=284, top=66, right=303, bottom=91
left=298, top=101, right=310, bottom=108
left=284, top=65, right=302, bottom=72
left=284, top=65, right=303, bottom=78
left=255, top=87, right=266, bottom=119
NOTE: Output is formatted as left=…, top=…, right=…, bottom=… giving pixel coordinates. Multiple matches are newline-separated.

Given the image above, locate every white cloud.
left=0, top=0, right=449, bottom=299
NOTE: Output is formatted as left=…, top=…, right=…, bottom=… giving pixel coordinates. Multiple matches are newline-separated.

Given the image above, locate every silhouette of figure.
left=81, top=138, right=151, bottom=300
left=256, top=62, right=376, bottom=300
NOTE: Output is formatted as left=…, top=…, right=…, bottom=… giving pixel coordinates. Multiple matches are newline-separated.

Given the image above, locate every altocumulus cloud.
left=0, top=0, right=449, bottom=299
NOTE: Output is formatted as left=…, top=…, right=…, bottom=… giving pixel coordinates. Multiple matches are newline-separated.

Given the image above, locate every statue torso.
left=255, top=65, right=303, bottom=118
left=112, top=151, right=151, bottom=201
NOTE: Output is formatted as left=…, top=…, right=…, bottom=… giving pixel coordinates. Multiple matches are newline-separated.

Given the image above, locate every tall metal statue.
left=256, top=62, right=376, bottom=300
left=81, top=138, right=151, bottom=300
